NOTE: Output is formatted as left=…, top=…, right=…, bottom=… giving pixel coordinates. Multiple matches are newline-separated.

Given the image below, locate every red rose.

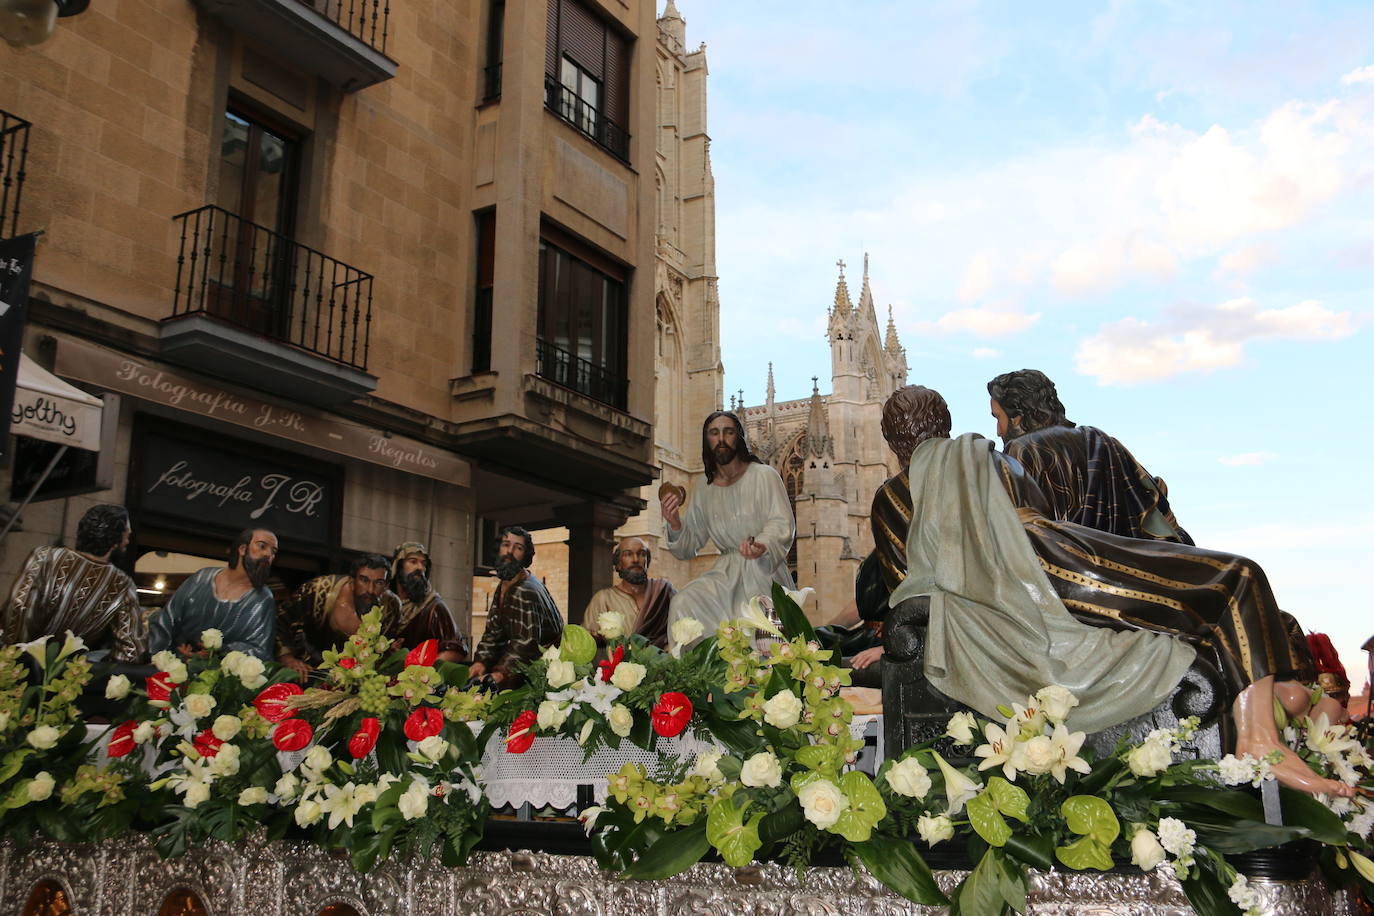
left=107, top=720, right=137, bottom=758
left=338, top=657, right=357, bottom=669
left=145, top=672, right=174, bottom=703
left=272, top=718, right=313, bottom=752
left=651, top=692, right=693, bottom=738
left=348, top=717, right=381, bottom=759
left=597, top=645, right=626, bottom=683
left=506, top=710, right=538, bottom=754
left=192, top=728, right=223, bottom=758
left=403, top=706, right=443, bottom=742
left=404, top=639, right=438, bottom=668
left=253, top=682, right=304, bottom=722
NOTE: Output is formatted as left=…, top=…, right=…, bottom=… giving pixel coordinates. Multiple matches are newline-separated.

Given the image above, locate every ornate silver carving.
left=0, top=836, right=1357, bottom=915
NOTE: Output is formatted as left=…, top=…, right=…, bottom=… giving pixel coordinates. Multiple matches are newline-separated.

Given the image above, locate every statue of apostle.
left=2, top=504, right=145, bottom=662
left=879, top=384, right=1352, bottom=798
left=583, top=537, right=676, bottom=648
left=275, top=553, right=400, bottom=679
left=391, top=542, right=470, bottom=663
left=467, top=527, right=563, bottom=688
left=148, top=528, right=278, bottom=660
left=662, top=411, right=795, bottom=638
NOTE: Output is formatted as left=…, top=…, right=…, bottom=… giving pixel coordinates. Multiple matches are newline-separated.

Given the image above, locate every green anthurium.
left=986, top=776, right=1030, bottom=823
left=794, top=743, right=845, bottom=776
left=1061, top=795, right=1120, bottom=845
left=1054, top=834, right=1114, bottom=871
left=829, top=771, right=887, bottom=843
left=966, top=790, right=1012, bottom=847
left=559, top=625, right=597, bottom=665
left=706, top=793, right=764, bottom=866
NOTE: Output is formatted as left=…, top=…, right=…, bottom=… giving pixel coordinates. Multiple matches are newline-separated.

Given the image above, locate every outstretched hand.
left=662, top=491, right=683, bottom=531
left=738, top=537, right=767, bottom=559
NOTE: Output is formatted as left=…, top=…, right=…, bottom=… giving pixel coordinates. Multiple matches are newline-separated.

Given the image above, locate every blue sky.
left=669, top=1, right=1374, bottom=687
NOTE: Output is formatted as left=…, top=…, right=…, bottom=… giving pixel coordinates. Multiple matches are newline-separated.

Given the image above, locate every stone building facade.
left=737, top=257, right=908, bottom=619
left=0, top=0, right=664, bottom=641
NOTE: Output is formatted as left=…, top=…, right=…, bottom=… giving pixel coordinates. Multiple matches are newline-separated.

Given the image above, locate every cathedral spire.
left=659, top=1, right=685, bottom=49
left=804, top=376, right=833, bottom=458
left=830, top=258, right=852, bottom=318
left=885, top=305, right=902, bottom=354
left=766, top=362, right=775, bottom=405
left=857, top=252, right=878, bottom=327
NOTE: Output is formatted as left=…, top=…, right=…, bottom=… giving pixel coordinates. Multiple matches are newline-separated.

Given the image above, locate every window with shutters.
left=544, top=0, right=631, bottom=162
left=535, top=225, right=629, bottom=410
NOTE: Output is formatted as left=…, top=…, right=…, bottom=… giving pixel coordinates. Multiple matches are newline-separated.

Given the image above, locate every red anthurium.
left=506, top=710, right=538, bottom=754
left=348, top=717, right=381, bottom=759
left=338, top=657, right=357, bottom=670
left=597, top=645, right=626, bottom=683
left=272, top=718, right=313, bottom=752
left=145, top=672, right=173, bottom=704
left=404, top=639, right=438, bottom=668
left=651, top=692, right=693, bottom=738
left=193, top=728, right=223, bottom=758
left=403, top=706, right=443, bottom=742
left=253, top=682, right=304, bottom=722
left=107, top=720, right=137, bottom=758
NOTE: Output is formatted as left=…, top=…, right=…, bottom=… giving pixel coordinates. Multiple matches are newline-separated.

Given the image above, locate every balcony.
left=1, top=110, right=31, bottom=241
left=162, top=205, right=377, bottom=406
left=192, top=0, right=396, bottom=91
left=544, top=76, right=630, bottom=163
left=535, top=337, right=627, bottom=411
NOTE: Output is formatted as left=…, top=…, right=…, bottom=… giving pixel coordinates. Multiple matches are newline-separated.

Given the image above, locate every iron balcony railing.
left=172, top=205, right=373, bottom=370
left=0, top=110, right=31, bottom=241
left=482, top=62, right=502, bottom=102
left=297, top=0, right=390, bottom=54
left=535, top=337, right=627, bottom=410
left=544, top=76, right=630, bottom=162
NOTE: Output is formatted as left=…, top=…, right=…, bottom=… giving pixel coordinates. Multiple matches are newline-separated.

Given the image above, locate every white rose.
left=210, top=743, right=241, bottom=777
left=151, top=650, right=178, bottom=672
left=417, top=735, right=449, bottom=763
left=27, top=771, right=55, bottom=802
left=184, top=693, right=217, bottom=720
left=1035, top=685, right=1079, bottom=723
left=221, top=651, right=246, bottom=676
left=547, top=660, right=577, bottom=689
left=538, top=700, right=570, bottom=731
left=274, top=773, right=300, bottom=801
left=200, top=628, right=224, bottom=650
left=670, top=617, right=704, bottom=650
left=133, top=721, right=156, bottom=744
left=608, top=704, right=634, bottom=738
left=762, top=689, right=804, bottom=729
left=295, top=798, right=323, bottom=826
left=597, top=610, right=626, bottom=639
left=353, top=783, right=379, bottom=806
left=240, top=672, right=267, bottom=690
left=165, top=661, right=189, bottom=685
left=610, top=662, right=646, bottom=692
left=1017, top=735, right=1055, bottom=775
left=886, top=757, right=933, bottom=799
left=183, top=781, right=211, bottom=809
left=692, top=750, right=724, bottom=782
left=541, top=645, right=561, bottom=663
left=211, top=715, right=242, bottom=741
left=1130, top=827, right=1166, bottom=871
left=105, top=675, right=131, bottom=701
left=944, top=711, right=977, bottom=745
left=26, top=725, right=59, bottom=750
left=398, top=781, right=429, bottom=820
left=238, top=786, right=268, bottom=805
left=235, top=656, right=266, bottom=685
left=740, top=751, right=783, bottom=788
left=798, top=778, right=849, bottom=829
left=917, top=814, right=955, bottom=846
left=1126, top=736, right=1173, bottom=777
left=303, top=745, right=333, bottom=773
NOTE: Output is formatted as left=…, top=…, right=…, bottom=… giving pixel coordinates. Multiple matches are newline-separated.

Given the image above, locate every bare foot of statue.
left=1234, top=677, right=1357, bottom=798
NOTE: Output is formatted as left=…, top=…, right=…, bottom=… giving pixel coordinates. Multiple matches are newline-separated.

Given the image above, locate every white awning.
left=12, top=354, right=103, bottom=451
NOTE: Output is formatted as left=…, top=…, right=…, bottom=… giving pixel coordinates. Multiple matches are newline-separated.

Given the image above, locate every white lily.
left=18, top=636, right=50, bottom=669
left=1047, top=723, right=1091, bottom=784
left=932, top=750, right=981, bottom=816
left=738, top=596, right=783, bottom=638
left=55, top=631, right=87, bottom=661
left=974, top=722, right=1019, bottom=781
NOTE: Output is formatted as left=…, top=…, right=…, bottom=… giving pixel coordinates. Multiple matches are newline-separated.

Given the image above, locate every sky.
left=668, top=1, right=1374, bottom=689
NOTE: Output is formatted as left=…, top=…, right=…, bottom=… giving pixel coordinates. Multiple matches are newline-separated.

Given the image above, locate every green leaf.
left=1184, top=812, right=1305, bottom=854
left=1003, top=832, right=1054, bottom=871
left=951, top=847, right=1016, bottom=916
left=771, top=582, right=817, bottom=643
left=559, top=625, right=597, bottom=665
left=830, top=770, right=887, bottom=843
left=986, top=777, right=1030, bottom=824
left=967, top=790, right=1012, bottom=847
left=758, top=798, right=805, bottom=846
left=1060, top=795, right=1119, bottom=845
left=1157, top=784, right=1263, bottom=820
left=1054, top=835, right=1113, bottom=871
left=1177, top=854, right=1240, bottom=916
left=0, top=749, right=34, bottom=788
left=1076, top=756, right=1123, bottom=796
left=1280, top=787, right=1350, bottom=845
left=620, top=823, right=710, bottom=879
left=854, top=834, right=949, bottom=906
left=706, top=794, right=763, bottom=867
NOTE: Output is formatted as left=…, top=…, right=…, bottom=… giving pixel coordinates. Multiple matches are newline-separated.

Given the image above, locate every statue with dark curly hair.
left=2, top=504, right=146, bottom=661
left=987, top=369, right=1189, bottom=543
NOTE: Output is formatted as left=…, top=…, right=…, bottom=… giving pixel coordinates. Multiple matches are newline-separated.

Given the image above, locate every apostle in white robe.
left=663, top=411, right=796, bottom=639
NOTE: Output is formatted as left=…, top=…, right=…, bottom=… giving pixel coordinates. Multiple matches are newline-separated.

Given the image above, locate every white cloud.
left=1216, top=244, right=1276, bottom=276
left=958, top=253, right=996, bottom=303
left=1343, top=65, right=1374, bottom=86
left=924, top=307, right=1041, bottom=337
left=1218, top=451, right=1276, bottom=467
left=1075, top=297, right=1355, bottom=385
left=972, top=347, right=1000, bottom=359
